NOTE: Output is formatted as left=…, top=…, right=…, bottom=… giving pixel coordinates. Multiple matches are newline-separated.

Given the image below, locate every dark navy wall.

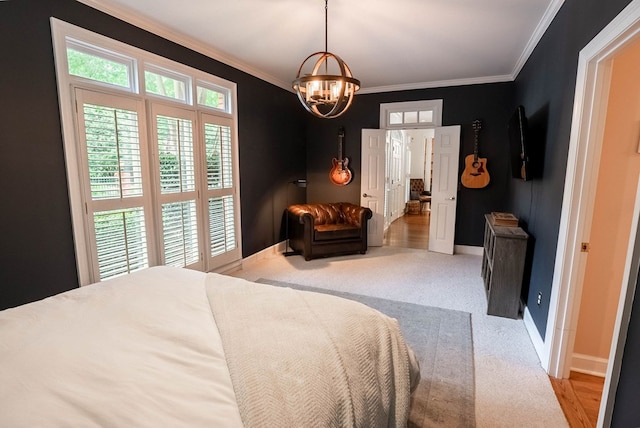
left=611, top=261, right=640, bottom=426
left=0, top=0, right=306, bottom=310
left=511, top=0, right=639, bottom=423
left=304, top=83, right=516, bottom=247
left=511, top=0, right=633, bottom=338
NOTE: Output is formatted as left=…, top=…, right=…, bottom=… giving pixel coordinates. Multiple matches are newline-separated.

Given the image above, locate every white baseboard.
left=571, top=353, right=607, bottom=377
left=524, top=306, right=548, bottom=369
left=455, top=245, right=483, bottom=256
left=240, top=242, right=284, bottom=270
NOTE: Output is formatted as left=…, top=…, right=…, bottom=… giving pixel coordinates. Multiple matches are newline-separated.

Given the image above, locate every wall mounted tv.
left=508, top=105, right=530, bottom=181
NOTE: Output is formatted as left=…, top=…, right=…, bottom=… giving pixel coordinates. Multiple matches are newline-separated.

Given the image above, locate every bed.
left=0, top=266, right=420, bottom=427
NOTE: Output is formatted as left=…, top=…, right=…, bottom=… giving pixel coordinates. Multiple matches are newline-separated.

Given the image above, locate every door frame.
left=376, top=100, right=455, bottom=249
left=537, top=1, right=640, bottom=425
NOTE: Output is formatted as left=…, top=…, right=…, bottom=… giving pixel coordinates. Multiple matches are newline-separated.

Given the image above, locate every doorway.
left=384, top=128, right=434, bottom=250
left=361, top=100, right=460, bottom=254
left=541, top=2, right=640, bottom=426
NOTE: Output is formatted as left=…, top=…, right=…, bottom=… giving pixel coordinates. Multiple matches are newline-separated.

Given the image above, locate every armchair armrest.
left=341, top=203, right=373, bottom=227
left=287, top=205, right=316, bottom=225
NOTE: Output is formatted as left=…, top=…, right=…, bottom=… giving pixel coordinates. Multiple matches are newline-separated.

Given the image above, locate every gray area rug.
left=256, top=278, right=475, bottom=428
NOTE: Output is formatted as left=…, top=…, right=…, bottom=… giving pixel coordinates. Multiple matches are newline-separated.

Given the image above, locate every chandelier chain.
left=325, top=0, right=328, bottom=53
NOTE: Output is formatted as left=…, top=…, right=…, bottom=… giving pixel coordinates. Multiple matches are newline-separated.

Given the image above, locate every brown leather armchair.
left=287, top=202, right=373, bottom=261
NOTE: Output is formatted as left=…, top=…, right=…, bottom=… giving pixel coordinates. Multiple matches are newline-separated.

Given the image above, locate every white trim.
left=379, top=100, right=443, bottom=129
left=240, top=242, right=285, bottom=270
left=73, top=0, right=556, bottom=95
left=454, top=245, right=483, bottom=256
left=74, top=0, right=291, bottom=92
left=511, top=0, right=566, bottom=79
left=51, top=20, right=92, bottom=286
left=571, top=353, right=608, bottom=377
left=524, top=306, right=547, bottom=368
left=211, top=259, right=243, bottom=275
left=544, top=0, right=640, bottom=382
left=359, top=75, right=513, bottom=95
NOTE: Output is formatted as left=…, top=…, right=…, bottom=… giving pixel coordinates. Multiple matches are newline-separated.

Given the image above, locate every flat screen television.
left=508, top=105, right=530, bottom=181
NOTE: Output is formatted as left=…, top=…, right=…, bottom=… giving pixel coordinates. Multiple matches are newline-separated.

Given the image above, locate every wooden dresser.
left=481, top=214, right=528, bottom=319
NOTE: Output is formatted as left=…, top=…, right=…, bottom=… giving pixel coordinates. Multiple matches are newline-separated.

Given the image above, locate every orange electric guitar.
left=461, top=119, right=490, bottom=188
left=329, top=127, right=353, bottom=186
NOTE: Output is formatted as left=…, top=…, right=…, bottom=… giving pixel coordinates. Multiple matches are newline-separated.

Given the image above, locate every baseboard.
left=571, top=353, right=607, bottom=377
left=240, top=242, right=284, bottom=270
left=455, top=245, right=483, bottom=256
left=210, top=259, right=243, bottom=275
left=524, top=306, right=548, bottom=369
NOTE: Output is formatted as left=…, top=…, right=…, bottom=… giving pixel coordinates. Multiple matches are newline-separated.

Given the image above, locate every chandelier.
left=292, top=0, right=360, bottom=119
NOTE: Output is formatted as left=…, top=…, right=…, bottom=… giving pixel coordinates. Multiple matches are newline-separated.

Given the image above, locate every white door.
left=429, top=125, right=461, bottom=254
left=361, top=129, right=386, bottom=246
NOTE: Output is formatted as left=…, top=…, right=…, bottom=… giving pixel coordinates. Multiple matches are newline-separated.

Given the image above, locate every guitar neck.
left=472, top=120, right=482, bottom=160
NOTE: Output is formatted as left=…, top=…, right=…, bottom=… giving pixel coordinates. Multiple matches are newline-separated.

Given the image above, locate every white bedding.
left=0, top=266, right=417, bottom=427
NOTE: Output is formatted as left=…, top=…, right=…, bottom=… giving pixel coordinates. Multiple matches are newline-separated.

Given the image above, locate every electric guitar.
left=461, top=119, right=490, bottom=188
left=329, top=127, right=353, bottom=186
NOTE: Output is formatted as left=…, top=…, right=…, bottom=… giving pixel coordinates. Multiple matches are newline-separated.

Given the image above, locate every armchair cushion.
left=315, top=223, right=361, bottom=241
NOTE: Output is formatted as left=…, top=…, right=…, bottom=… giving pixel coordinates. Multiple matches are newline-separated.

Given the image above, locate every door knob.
left=448, top=197, right=456, bottom=200
left=363, top=193, right=372, bottom=198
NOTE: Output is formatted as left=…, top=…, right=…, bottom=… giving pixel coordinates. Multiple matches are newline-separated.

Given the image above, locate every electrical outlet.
left=537, top=292, right=542, bottom=306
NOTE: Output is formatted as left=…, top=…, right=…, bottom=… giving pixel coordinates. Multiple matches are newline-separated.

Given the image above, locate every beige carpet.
left=230, top=246, right=568, bottom=427
left=257, top=278, right=475, bottom=427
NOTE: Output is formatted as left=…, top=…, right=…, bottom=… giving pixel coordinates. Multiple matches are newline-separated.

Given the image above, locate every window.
left=66, top=39, right=136, bottom=91
left=380, top=100, right=443, bottom=129
left=197, top=81, right=229, bottom=112
left=201, top=114, right=237, bottom=263
left=145, top=65, right=190, bottom=103
left=52, top=18, right=241, bottom=285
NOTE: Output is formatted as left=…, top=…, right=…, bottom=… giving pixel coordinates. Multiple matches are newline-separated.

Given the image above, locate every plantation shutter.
left=151, top=104, right=203, bottom=269
left=201, top=114, right=240, bottom=265
left=74, top=89, right=153, bottom=282
left=57, top=25, right=242, bottom=284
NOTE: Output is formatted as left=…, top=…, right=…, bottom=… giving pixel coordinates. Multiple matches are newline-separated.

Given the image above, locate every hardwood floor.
left=550, top=371, right=605, bottom=427
left=383, top=211, right=430, bottom=249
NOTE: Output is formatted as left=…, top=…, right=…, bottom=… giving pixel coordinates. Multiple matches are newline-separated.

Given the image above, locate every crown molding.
left=73, top=0, right=563, bottom=96
left=73, top=0, right=294, bottom=92
left=511, top=0, right=565, bottom=79
left=358, top=74, right=514, bottom=95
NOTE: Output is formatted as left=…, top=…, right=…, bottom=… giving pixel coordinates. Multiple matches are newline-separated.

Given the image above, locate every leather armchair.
left=287, top=202, right=373, bottom=261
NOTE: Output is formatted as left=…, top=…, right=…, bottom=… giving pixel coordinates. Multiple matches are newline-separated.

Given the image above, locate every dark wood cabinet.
left=481, top=214, right=528, bottom=319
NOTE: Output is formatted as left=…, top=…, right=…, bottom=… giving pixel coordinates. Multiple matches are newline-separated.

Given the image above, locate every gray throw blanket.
left=205, top=274, right=413, bottom=428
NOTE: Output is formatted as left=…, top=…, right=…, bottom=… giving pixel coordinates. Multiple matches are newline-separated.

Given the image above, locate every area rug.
left=256, top=278, right=476, bottom=428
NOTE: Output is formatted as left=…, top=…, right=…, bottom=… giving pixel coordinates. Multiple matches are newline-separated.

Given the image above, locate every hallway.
left=383, top=212, right=430, bottom=250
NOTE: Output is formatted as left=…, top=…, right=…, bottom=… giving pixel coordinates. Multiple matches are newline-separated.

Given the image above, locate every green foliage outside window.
left=159, top=152, right=180, bottom=191
left=67, top=49, right=129, bottom=87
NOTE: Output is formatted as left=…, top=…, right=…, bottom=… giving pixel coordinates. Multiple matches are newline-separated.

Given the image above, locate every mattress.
left=0, top=266, right=418, bottom=427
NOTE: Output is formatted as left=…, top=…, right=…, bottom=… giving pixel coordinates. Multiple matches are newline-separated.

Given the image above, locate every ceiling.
left=77, top=0, right=563, bottom=94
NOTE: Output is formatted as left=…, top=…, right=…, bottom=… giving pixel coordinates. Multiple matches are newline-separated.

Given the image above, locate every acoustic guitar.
left=461, top=119, right=490, bottom=188
left=329, top=127, right=353, bottom=186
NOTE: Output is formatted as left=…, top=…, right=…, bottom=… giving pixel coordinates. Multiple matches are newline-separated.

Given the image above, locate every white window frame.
left=51, top=18, right=241, bottom=285
left=65, top=38, right=139, bottom=93
left=380, top=100, right=443, bottom=129
left=144, top=64, right=193, bottom=104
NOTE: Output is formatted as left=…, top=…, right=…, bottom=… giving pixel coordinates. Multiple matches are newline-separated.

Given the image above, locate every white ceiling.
left=77, top=0, right=563, bottom=94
